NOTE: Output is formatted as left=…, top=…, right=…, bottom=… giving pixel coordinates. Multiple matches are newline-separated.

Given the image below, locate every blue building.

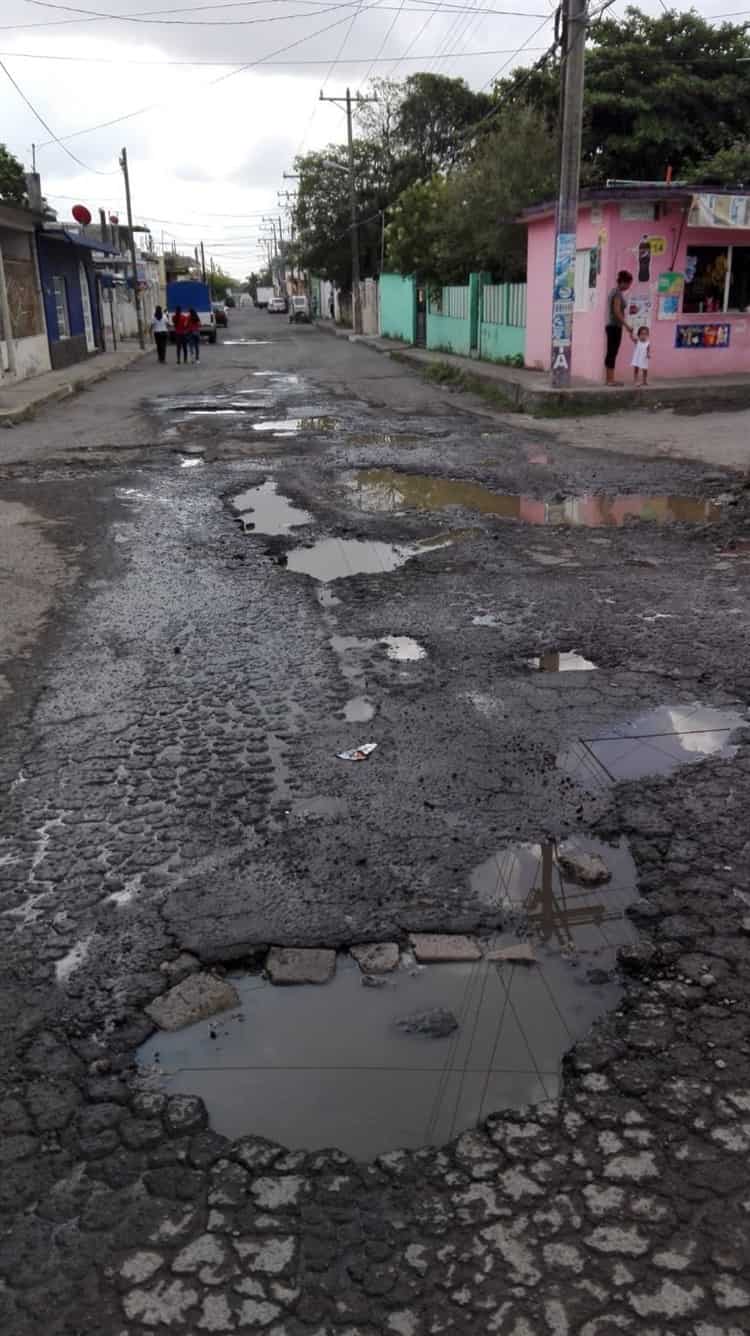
left=36, top=227, right=115, bottom=370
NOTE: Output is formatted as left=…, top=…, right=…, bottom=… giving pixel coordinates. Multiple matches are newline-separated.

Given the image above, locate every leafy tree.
left=209, top=266, right=239, bottom=300
left=0, top=144, right=27, bottom=206
left=293, top=141, right=389, bottom=288
left=246, top=269, right=272, bottom=300
left=692, top=140, right=750, bottom=186
left=495, top=7, right=750, bottom=184
left=386, top=107, right=556, bottom=283
left=394, top=73, right=492, bottom=178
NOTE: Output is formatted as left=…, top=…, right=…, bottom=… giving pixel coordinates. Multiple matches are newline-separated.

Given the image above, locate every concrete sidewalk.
left=0, top=342, right=148, bottom=426
left=315, top=319, right=750, bottom=415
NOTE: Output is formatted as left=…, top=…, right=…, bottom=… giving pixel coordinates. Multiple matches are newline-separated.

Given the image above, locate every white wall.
left=1, top=334, right=51, bottom=380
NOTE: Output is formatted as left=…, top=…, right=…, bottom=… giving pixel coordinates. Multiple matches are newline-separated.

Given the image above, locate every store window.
left=52, top=276, right=70, bottom=338
left=683, top=245, right=750, bottom=314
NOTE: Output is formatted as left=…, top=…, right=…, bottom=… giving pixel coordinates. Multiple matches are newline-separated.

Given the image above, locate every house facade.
left=0, top=200, right=51, bottom=383
left=36, top=227, right=108, bottom=370
left=523, top=186, right=750, bottom=381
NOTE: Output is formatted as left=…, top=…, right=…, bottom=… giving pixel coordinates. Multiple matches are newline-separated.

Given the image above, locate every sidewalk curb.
left=0, top=345, right=149, bottom=427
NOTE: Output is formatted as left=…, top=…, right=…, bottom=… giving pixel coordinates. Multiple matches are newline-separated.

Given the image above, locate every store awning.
left=40, top=227, right=119, bottom=255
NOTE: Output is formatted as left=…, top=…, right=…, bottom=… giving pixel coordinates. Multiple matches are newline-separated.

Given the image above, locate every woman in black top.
left=605, top=269, right=635, bottom=385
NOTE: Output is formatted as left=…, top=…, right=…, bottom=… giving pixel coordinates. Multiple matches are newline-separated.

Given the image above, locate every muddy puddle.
left=232, top=481, right=312, bottom=535
left=529, top=651, right=597, bottom=672
left=252, top=416, right=337, bottom=435
left=344, top=470, right=721, bottom=526
left=560, top=702, right=747, bottom=789
left=287, top=533, right=460, bottom=583
left=382, top=635, right=427, bottom=662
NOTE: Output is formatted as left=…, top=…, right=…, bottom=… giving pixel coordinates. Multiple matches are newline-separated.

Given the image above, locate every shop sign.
left=689, top=194, right=750, bottom=228
left=675, top=323, right=731, bottom=349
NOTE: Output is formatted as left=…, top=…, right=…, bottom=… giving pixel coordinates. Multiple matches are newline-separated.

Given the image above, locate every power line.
left=0, top=44, right=549, bottom=65
left=18, top=0, right=549, bottom=23
left=0, top=56, right=117, bottom=175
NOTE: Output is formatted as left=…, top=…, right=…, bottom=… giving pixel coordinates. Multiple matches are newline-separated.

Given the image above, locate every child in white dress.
left=631, top=325, right=650, bottom=385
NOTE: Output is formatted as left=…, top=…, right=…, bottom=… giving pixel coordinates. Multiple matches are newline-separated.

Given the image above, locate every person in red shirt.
left=171, top=305, right=189, bottom=365
left=186, top=308, right=201, bottom=363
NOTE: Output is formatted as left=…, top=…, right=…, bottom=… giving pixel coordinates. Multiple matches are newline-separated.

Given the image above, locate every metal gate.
left=415, top=284, right=427, bottom=347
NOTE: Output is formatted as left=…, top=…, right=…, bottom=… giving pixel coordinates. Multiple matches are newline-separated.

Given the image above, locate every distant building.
left=36, top=224, right=118, bottom=369
left=0, top=197, right=51, bottom=383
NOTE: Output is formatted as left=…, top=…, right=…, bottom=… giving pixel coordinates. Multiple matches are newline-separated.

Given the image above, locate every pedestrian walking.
left=150, top=305, right=169, bottom=363
left=329, top=293, right=335, bottom=321
left=187, top=308, right=201, bottom=363
left=604, top=269, right=635, bottom=386
left=631, top=325, right=650, bottom=386
left=172, top=305, right=189, bottom=365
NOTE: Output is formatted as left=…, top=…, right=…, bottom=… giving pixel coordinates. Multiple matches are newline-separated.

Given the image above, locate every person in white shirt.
left=631, top=325, right=650, bottom=386
left=150, top=305, right=169, bottom=364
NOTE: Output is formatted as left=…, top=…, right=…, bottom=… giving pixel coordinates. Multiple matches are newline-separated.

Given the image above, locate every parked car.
left=225, top=295, right=236, bottom=308
left=289, top=295, right=311, bottom=324
left=212, top=301, right=228, bottom=327
left=166, top=280, right=216, bottom=343
left=267, top=295, right=288, bottom=314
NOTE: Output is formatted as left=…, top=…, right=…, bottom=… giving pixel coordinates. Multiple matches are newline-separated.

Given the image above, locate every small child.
left=631, top=325, right=650, bottom=385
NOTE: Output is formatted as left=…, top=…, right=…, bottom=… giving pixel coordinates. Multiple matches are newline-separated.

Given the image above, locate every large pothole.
left=138, top=837, right=637, bottom=1159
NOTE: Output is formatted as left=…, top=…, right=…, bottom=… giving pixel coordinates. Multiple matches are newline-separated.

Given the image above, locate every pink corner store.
left=522, top=184, right=750, bottom=381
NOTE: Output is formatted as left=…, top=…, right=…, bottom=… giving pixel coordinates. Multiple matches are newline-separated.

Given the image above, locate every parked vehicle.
left=256, top=286, right=274, bottom=309
left=166, top=280, right=216, bottom=343
left=268, top=295, right=288, bottom=314
left=212, top=301, right=228, bottom=327
left=289, top=295, right=311, bottom=324
left=225, top=294, right=236, bottom=308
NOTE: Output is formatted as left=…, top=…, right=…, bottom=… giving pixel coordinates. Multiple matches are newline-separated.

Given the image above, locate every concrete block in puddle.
left=146, top=972, right=240, bottom=1031
left=410, top=934, right=482, bottom=963
left=267, top=947, right=337, bottom=985
left=485, top=943, right=537, bottom=965
left=350, top=943, right=399, bottom=974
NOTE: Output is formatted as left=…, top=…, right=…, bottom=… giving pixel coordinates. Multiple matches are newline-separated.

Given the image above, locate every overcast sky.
left=0, top=0, right=738, bottom=277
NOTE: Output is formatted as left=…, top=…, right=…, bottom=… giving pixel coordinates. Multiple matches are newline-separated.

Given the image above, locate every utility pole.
left=319, top=87, right=377, bottom=334
left=200, top=241, right=206, bottom=284
left=549, top=0, right=587, bottom=388
left=118, top=146, right=145, bottom=350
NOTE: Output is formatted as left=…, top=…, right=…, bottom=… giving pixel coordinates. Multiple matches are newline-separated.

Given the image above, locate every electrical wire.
left=0, top=56, right=118, bottom=175
left=19, top=0, right=550, bottom=23
left=0, top=45, right=549, bottom=64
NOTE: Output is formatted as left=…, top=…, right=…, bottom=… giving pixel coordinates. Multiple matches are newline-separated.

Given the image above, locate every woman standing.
left=187, top=308, right=201, bottom=363
left=172, top=305, right=189, bottom=366
left=151, top=305, right=169, bottom=363
left=604, top=270, right=635, bottom=386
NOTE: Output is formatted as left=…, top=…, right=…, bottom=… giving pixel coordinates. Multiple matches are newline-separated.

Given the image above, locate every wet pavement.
left=2, top=306, right=750, bottom=1335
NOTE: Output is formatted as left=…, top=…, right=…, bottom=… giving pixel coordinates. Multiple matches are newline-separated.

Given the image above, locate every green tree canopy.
left=495, top=7, right=750, bottom=185
left=386, top=107, right=557, bottom=284
left=293, top=141, right=389, bottom=288
left=0, top=144, right=27, bottom=206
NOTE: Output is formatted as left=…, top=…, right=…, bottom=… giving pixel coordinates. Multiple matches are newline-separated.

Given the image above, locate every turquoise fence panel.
left=479, top=321, right=526, bottom=362
left=479, top=281, right=527, bottom=363
left=426, top=313, right=472, bottom=355
left=379, top=272, right=415, bottom=342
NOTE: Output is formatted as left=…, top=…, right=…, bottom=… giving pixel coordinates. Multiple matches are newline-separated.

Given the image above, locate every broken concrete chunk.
left=395, top=1008, right=459, bottom=1038
left=410, top=934, right=482, bottom=963
left=351, top=942, right=399, bottom=974
left=266, top=947, right=336, bottom=986
left=557, top=845, right=611, bottom=886
left=160, top=952, right=200, bottom=982
left=486, top=943, right=537, bottom=965
left=146, top=973, right=240, bottom=1032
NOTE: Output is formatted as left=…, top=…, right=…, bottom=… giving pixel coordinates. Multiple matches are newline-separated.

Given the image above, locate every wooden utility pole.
left=549, top=0, right=587, bottom=388
left=200, top=241, right=206, bottom=283
left=319, top=86, right=377, bottom=334
left=118, top=147, right=145, bottom=349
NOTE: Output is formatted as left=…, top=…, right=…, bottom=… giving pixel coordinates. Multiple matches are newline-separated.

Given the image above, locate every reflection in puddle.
left=560, top=702, right=747, bottom=789
left=344, top=696, right=376, bottom=722
left=529, top=651, right=597, bottom=672
left=252, top=416, right=337, bottom=435
left=288, top=534, right=457, bottom=583
left=469, top=837, right=636, bottom=957
left=344, top=470, right=721, bottom=526
left=180, top=457, right=203, bottom=468
left=138, top=939, right=625, bottom=1158
left=223, top=339, right=273, bottom=345
left=232, top=481, right=312, bottom=535
left=382, top=635, right=427, bottom=662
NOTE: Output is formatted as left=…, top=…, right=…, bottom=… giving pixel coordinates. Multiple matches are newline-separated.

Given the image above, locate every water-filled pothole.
left=232, top=481, right=312, bottom=535
left=344, top=470, right=721, bottom=526
left=529, top=651, right=597, bottom=672
left=382, top=636, right=427, bottom=662
left=138, top=837, right=636, bottom=1158
left=559, top=702, right=747, bottom=789
left=251, top=416, right=337, bottom=435
left=287, top=533, right=460, bottom=583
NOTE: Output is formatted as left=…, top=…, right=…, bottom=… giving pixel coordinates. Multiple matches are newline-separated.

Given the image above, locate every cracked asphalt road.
left=2, top=308, right=750, bottom=1335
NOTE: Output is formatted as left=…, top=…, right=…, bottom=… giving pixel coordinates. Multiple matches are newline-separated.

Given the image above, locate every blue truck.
left=166, top=279, right=217, bottom=343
